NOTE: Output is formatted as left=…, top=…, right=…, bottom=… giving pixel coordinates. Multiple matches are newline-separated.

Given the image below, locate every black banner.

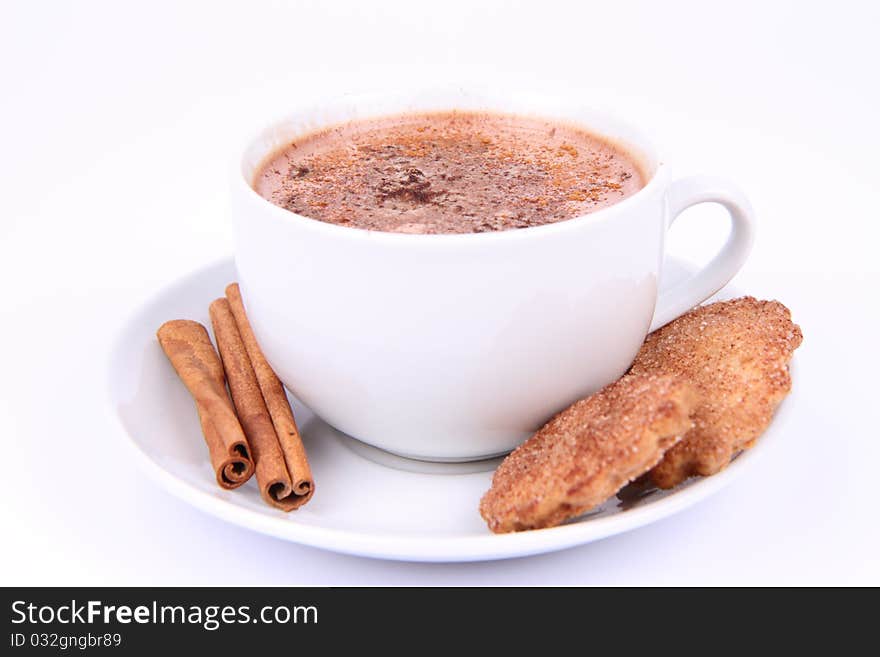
left=0, top=587, right=865, bottom=652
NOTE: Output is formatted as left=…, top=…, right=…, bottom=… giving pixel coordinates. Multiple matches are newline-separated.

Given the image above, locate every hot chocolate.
left=254, top=111, right=645, bottom=234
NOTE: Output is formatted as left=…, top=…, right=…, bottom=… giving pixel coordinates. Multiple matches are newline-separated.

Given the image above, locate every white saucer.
left=109, top=257, right=790, bottom=562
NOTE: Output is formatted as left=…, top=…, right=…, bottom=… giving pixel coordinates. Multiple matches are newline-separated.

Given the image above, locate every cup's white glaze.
left=231, top=90, right=754, bottom=461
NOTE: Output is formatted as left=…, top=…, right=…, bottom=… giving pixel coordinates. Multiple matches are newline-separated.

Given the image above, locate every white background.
left=2, top=0, right=878, bottom=585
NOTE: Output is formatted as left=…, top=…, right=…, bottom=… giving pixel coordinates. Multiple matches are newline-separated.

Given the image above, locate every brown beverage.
left=254, top=111, right=646, bottom=235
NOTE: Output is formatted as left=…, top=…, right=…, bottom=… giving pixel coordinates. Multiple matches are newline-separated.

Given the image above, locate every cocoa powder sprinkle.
left=255, top=111, right=645, bottom=234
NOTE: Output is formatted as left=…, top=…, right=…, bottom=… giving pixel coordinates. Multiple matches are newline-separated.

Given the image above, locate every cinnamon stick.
left=224, top=283, right=314, bottom=504
left=156, top=320, right=255, bottom=489
left=209, top=296, right=314, bottom=510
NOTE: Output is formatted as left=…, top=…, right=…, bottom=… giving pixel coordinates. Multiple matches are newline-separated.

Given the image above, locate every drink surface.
left=254, top=111, right=646, bottom=234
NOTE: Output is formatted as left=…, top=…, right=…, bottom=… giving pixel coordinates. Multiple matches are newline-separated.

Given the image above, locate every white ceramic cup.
left=232, top=90, right=755, bottom=461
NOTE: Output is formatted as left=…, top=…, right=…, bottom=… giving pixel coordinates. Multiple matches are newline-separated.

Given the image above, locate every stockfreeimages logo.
left=11, top=600, right=317, bottom=631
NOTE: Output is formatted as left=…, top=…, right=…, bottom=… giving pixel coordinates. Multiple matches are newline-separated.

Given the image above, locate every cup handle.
left=649, top=175, right=756, bottom=332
